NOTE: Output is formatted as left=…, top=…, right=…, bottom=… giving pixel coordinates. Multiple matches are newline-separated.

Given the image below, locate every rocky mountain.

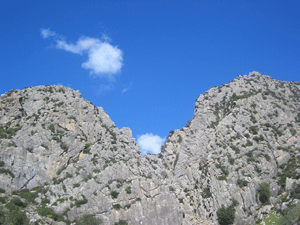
left=0, top=72, right=300, bottom=225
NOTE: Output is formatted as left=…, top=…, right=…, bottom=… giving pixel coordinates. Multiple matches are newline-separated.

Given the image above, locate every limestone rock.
left=0, top=72, right=300, bottom=224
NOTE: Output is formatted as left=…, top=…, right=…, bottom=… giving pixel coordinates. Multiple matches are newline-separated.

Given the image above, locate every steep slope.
left=0, top=72, right=299, bottom=225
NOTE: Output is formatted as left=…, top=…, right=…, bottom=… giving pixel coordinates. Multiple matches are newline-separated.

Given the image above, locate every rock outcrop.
left=0, top=72, right=299, bottom=225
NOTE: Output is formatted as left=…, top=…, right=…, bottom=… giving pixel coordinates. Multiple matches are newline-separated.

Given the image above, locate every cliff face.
left=0, top=72, right=299, bottom=225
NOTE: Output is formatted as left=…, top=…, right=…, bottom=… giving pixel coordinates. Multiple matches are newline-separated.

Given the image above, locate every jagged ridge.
left=0, top=72, right=300, bottom=225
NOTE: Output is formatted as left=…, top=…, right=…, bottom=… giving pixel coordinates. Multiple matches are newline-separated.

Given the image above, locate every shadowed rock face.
left=0, top=72, right=299, bottom=225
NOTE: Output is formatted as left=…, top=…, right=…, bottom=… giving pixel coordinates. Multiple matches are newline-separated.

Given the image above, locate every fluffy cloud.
left=41, top=28, right=123, bottom=77
left=40, top=28, right=56, bottom=39
left=137, top=133, right=166, bottom=155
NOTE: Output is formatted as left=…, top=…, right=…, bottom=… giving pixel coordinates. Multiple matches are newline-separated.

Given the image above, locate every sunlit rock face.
left=0, top=72, right=299, bottom=224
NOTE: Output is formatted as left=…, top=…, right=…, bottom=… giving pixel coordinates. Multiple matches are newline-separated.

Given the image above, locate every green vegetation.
left=257, top=210, right=281, bottom=225
left=0, top=123, right=22, bottom=139
left=0, top=161, right=4, bottom=167
left=75, top=195, right=88, bottom=207
left=202, top=187, right=212, bottom=198
left=73, top=183, right=80, bottom=188
left=277, top=158, right=300, bottom=188
left=56, top=165, right=66, bottom=175
left=0, top=168, right=15, bottom=178
left=75, top=214, right=102, bottom=225
left=112, top=204, right=121, bottom=210
left=60, top=142, right=68, bottom=152
left=290, top=183, right=300, bottom=199
left=83, top=143, right=91, bottom=154
left=111, top=191, right=119, bottom=199
left=217, top=203, right=236, bottom=225
left=230, top=145, right=240, bottom=154
left=237, top=179, right=248, bottom=188
left=114, top=220, right=128, bottom=225
left=258, top=182, right=271, bottom=204
left=169, top=186, right=175, bottom=192
left=125, top=186, right=131, bottom=194
left=249, top=126, right=259, bottom=134
left=36, top=206, right=64, bottom=222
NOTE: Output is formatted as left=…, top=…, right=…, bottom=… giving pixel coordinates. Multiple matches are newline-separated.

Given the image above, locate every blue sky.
left=1, top=0, right=299, bottom=155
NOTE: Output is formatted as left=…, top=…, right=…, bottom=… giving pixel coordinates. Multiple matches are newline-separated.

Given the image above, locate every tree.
left=258, top=182, right=271, bottom=204
left=217, top=205, right=235, bottom=225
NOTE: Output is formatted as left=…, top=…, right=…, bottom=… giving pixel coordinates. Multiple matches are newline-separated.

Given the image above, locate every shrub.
left=237, top=179, right=248, bottom=188
left=75, top=214, right=102, bottom=225
left=218, top=175, right=227, bottom=180
left=56, top=165, right=66, bottom=175
left=202, top=187, right=212, bottom=198
left=17, top=188, right=39, bottom=204
left=249, top=126, right=258, bottom=134
left=65, top=172, right=73, bottom=178
left=112, top=204, right=121, bottom=210
left=0, top=161, right=4, bottom=167
left=169, top=186, right=175, bottom=192
left=114, top=220, right=128, bottom=225
left=246, top=140, right=253, bottom=146
left=9, top=198, right=27, bottom=208
left=290, top=128, right=297, bottom=136
left=230, top=145, right=240, bottom=154
left=75, top=195, right=88, bottom=207
left=258, top=182, right=271, bottom=204
left=4, top=210, right=28, bottom=225
left=111, top=191, right=119, bottom=199
left=83, top=144, right=91, bottom=154
left=217, top=204, right=235, bottom=225
left=125, top=186, right=131, bottom=194
left=36, top=207, right=63, bottom=221
left=290, top=183, right=300, bottom=199
left=0, top=168, right=15, bottom=178
left=60, top=142, right=68, bottom=152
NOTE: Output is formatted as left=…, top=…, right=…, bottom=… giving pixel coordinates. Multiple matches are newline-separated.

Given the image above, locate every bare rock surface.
left=0, top=72, right=300, bottom=224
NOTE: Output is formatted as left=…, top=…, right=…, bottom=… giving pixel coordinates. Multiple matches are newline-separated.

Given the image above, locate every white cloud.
left=137, top=133, right=166, bottom=155
left=122, top=82, right=132, bottom=94
left=40, top=28, right=56, bottom=39
left=41, top=28, right=123, bottom=77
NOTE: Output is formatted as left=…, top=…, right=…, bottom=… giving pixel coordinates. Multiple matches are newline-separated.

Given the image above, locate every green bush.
left=217, top=204, right=235, bottom=225
left=125, top=186, right=131, bottom=194
left=36, top=207, right=64, bottom=221
left=237, top=179, right=248, bottom=188
left=4, top=210, right=28, bottom=225
left=112, top=204, right=121, bottom=210
left=202, top=187, right=212, bottom=198
left=111, top=191, right=119, bottom=199
left=249, top=126, right=258, bottom=134
left=60, top=142, right=68, bottom=152
left=114, top=220, right=128, bottom=225
left=75, top=195, right=88, bottom=207
left=291, top=183, right=300, bottom=199
left=9, top=198, right=27, bottom=208
left=0, top=168, right=15, bottom=178
left=258, top=182, right=271, bottom=204
left=218, top=175, right=227, bottom=180
left=16, top=188, right=39, bottom=204
left=73, top=183, right=80, bottom=188
left=56, top=165, right=66, bottom=175
left=75, top=214, right=102, bottom=225
left=0, top=161, right=4, bottom=167
left=83, top=144, right=91, bottom=154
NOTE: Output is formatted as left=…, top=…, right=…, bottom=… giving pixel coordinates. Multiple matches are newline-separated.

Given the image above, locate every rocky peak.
left=0, top=72, right=300, bottom=225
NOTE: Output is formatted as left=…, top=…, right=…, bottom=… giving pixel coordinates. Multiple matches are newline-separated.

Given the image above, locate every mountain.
left=0, top=72, right=300, bottom=225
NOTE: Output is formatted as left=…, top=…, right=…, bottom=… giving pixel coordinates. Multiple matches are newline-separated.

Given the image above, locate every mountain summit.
left=0, top=72, right=300, bottom=225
